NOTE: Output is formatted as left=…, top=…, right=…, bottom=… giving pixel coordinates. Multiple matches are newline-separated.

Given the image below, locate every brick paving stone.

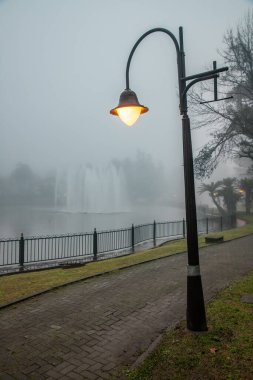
left=94, top=371, right=111, bottom=380
left=21, top=364, right=40, bottom=375
left=75, top=364, right=91, bottom=372
left=102, top=362, right=117, bottom=372
left=52, top=362, right=71, bottom=372
left=44, top=369, right=62, bottom=379
left=78, top=370, right=98, bottom=380
left=59, top=364, right=76, bottom=375
left=68, top=372, right=84, bottom=380
left=29, top=373, right=46, bottom=380
left=88, top=362, right=103, bottom=372
left=0, top=373, right=16, bottom=380
left=9, top=372, right=28, bottom=380
left=0, top=235, right=253, bottom=379
left=66, top=358, right=82, bottom=367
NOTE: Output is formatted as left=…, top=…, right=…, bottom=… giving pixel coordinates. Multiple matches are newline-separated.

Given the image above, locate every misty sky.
left=0, top=0, right=252, bottom=178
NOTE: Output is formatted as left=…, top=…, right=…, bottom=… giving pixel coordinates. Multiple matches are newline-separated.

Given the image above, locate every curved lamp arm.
left=124, top=27, right=228, bottom=115
left=125, top=28, right=181, bottom=90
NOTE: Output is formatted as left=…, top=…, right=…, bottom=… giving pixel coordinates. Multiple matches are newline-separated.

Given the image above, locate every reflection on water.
left=0, top=205, right=185, bottom=238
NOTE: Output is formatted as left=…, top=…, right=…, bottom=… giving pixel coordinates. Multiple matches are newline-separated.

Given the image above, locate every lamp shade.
left=110, top=89, right=148, bottom=126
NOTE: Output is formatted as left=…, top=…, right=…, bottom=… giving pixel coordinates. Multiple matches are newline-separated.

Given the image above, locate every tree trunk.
left=211, top=195, right=227, bottom=216
left=245, top=192, right=251, bottom=215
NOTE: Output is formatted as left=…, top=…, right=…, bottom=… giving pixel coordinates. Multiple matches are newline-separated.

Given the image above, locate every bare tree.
left=191, top=11, right=253, bottom=178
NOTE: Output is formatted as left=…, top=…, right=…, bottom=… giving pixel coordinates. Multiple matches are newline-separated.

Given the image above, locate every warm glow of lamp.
left=110, top=89, right=148, bottom=126
left=116, top=106, right=142, bottom=126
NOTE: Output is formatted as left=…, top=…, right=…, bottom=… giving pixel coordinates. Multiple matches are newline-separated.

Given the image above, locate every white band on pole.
left=187, top=265, right=200, bottom=276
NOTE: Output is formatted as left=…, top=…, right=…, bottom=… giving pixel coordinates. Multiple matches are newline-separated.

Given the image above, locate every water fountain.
left=55, top=163, right=130, bottom=213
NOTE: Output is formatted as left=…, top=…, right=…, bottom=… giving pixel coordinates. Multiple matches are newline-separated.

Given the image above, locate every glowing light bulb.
left=116, top=106, right=142, bottom=126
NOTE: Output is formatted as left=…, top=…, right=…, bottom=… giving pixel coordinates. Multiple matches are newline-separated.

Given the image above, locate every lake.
left=0, top=204, right=185, bottom=238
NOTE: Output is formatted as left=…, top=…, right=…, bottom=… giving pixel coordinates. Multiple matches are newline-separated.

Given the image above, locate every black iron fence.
left=0, top=214, right=236, bottom=273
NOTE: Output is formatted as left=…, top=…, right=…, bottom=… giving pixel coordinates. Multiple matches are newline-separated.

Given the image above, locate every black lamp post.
left=110, top=27, right=228, bottom=331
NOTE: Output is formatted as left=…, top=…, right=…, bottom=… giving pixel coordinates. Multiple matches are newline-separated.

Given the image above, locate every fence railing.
left=0, top=214, right=237, bottom=272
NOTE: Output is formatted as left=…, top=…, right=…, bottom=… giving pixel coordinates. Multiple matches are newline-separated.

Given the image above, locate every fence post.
left=131, top=224, right=135, bottom=252
left=220, top=216, right=223, bottom=231
left=183, top=218, right=186, bottom=238
left=206, top=217, right=209, bottom=234
left=19, top=233, right=24, bottom=271
left=93, top=228, right=97, bottom=261
left=153, top=220, right=156, bottom=247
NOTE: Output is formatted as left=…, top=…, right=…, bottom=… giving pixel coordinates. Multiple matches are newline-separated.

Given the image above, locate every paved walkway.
left=0, top=235, right=253, bottom=380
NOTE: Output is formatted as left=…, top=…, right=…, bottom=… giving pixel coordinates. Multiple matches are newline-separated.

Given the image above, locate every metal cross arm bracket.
left=181, top=73, right=219, bottom=105
left=179, top=63, right=229, bottom=113
left=181, top=65, right=228, bottom=82
left=198, top=61, right=233, bottom=104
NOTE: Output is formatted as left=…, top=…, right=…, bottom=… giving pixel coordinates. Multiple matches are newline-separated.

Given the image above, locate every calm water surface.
left=0, top=205, right=185, bottom=238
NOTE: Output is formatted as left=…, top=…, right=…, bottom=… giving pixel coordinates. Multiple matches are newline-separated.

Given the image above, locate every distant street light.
left=110, top=27, right=229, bottom=331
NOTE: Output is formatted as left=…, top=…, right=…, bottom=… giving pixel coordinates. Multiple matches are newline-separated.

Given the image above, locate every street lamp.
left=110, top=27, right=228, bottom=331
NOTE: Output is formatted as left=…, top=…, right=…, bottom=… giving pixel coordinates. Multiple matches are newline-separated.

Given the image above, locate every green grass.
left=125, top=271, right=253, bottom=380
left=0, top=214, right=253, bottom=306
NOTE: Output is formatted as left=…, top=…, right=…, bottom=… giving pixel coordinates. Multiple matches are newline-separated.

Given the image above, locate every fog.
left=0, top=0, right=252, bottom=234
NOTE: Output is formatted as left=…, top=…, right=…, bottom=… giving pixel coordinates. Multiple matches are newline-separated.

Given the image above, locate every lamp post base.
left=187, top=275, right=208, bottom=331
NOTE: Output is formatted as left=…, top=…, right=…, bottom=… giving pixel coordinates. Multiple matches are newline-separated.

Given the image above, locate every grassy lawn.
left=125, top=271, right=253, bottom=380
left=0, top=214, right=253, bottom=306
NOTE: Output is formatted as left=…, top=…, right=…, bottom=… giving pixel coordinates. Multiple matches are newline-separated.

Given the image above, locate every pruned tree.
left=219, top=177, right=241, bottom=216
left=238, top=177, right=253, bottom=214
left=198, top=180, right=226, bottom=216
left=191, top=11, right=253, bottom=178
left=199, top=177, right=241, bottom=216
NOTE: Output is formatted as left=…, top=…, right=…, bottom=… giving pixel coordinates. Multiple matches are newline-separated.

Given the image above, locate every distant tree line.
left=0, top=163, right=55, bottom=206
